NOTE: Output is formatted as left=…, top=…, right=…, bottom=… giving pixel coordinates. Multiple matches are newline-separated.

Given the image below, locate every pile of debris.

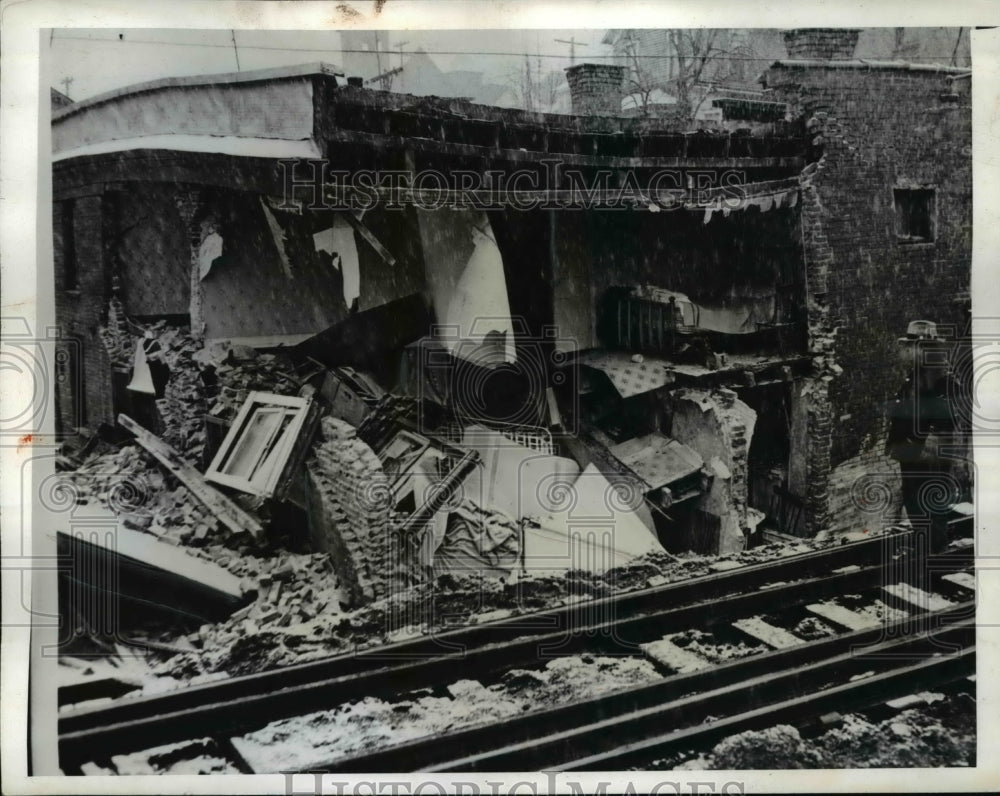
left=67, top=305, right=857, bottom=695
left=198, top=344, right=303, bottom=422
left=149, top=551, right=346, bottom=678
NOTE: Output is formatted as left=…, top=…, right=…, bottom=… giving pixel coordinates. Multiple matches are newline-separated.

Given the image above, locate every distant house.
left=51, top=87, right=74, bottom=111
left=395, top=48, right=515, bottom=106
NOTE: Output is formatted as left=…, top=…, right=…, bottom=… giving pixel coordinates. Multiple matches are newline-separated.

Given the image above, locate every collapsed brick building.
left=50, top=29, right=972, bottom=588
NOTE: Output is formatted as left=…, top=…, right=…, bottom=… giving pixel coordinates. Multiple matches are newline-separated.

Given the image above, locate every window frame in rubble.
left=205, top=391, right=314, bottom=497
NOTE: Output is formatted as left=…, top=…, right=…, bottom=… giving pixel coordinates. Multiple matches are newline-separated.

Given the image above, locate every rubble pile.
left=204, top=348, right=302, bottom=422
left=66, top=445, right=156, bottom=514
left=98, top=314, right=211, bottom=463
left=149, top=551, right=346, bottom=678
left=150, top=324, right=208, bottom=462
left=67, top=444, right=243, bottom=550
left=668, top=691, right=975, bottom=769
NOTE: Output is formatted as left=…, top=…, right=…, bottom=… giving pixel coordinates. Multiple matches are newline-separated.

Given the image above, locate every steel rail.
left=562, top=639, right=975, bottom=771
left=305, top=602, right=974, bottom=772
left=58, top=536, right=967, bottom=770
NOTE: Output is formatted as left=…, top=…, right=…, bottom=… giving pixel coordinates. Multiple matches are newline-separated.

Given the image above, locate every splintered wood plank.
left=941, top=572, right=976, bottom=594
left=731, top=617, right=804, bottom=649
left=806, top=602, right=880, bottom=631
left=118, top=413, right=263, bottom=538
left=882, top=583, right=957, bottom=613
left=640, top=637, right=712, bottom=674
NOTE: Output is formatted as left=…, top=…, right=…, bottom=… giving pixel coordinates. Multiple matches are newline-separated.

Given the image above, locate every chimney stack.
left=564, top=63, right=626, bottom=116
left=783, top=28, right=861, bottom=61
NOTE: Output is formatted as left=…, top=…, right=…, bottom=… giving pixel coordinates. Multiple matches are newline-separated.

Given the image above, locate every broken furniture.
left=205, top=392, right=321, bottom=500
left=608, top=432, right=705, bottom=509
left=373, top=422, right=481, bottom=537
left=118, top=413, right=264, bottom=538
left=316, top=366, right=386, bottom=427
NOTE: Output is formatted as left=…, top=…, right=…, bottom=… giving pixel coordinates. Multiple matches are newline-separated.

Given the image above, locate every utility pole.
left=524, top=55, right=533, bottom=111
left=393, top=41, right=409, bottom=68
left=59, top=76, right=73, bottom=99
left=554, top=36, right=588, bottom=65
left=373, top=32, right=383, bottom=78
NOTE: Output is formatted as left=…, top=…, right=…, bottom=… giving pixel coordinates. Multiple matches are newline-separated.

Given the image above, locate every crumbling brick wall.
left=764, top=63, right=971, bottom=534
left=825, top=424, right=904, bottom=538
left=796, top=167, right=838, bottom=534
left=670, top=387, right=757, bottom=554
left=304, top=416, right=392, bottom=606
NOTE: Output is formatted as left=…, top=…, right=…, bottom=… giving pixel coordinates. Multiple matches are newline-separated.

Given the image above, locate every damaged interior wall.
left=416, top=209, right=516, bottom=364
left=588, top=206, right=803, bottom=353
left=111, top=186, right=191, bottom=317
left=198, top=192, right=351, bottom=341
left=354, top=205, right=427, bottom=313
left=484, top=203, right=805, bottom=356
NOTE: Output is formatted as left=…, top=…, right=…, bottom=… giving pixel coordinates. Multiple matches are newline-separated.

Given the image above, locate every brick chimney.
left=565, top=63, right=626, bottom=116
left=783, top=28, right=861, bottom=61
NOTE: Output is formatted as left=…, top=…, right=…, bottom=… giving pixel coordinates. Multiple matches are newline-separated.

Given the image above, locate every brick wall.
left=764, top=64, right=971, bottom=533
left=565, top=64, right=626, bottom=116
left=783, top=29, right=861, bottom=61
left=54, top=193, right=116, bottom=430
left=304, top=417, right=393, bottom=606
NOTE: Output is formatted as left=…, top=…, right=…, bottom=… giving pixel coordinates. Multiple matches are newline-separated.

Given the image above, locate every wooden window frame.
left=205, top=391, right=315, bottom=497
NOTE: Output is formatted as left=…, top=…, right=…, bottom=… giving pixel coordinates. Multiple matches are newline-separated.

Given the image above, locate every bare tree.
left=666, top=29, right=730, bottom=121
left=501, top=62, right=567, bottom=113
left=622, top=31, right=659, bottom=117
left=615, top=29, right=744, bottom=123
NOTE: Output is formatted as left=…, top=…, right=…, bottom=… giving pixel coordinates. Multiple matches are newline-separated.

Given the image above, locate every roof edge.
left=52, top=62, right=344, bottom=123
left=766, top=58, right=972, bottom=75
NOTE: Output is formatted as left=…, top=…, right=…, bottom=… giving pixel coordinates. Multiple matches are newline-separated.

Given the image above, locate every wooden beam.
left=343, top=210, right=397, bottom=267
left=118, top=413, right=264, bottom=538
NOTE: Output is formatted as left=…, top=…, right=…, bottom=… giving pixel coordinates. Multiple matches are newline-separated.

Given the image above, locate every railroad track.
left=58, top=530, right=975, bottom=774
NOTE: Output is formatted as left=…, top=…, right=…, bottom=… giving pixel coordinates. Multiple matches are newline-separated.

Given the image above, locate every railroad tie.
left=730, top=617, right=803, bottom=649
left=882, top=583, right=957, bottom=613
left=639, top=637, right=712, bottom=674
left=805, top=602, right=880, bottom=632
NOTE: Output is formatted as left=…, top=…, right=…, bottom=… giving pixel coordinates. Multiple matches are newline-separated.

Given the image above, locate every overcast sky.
left=46, top=28, right=615, bottom=102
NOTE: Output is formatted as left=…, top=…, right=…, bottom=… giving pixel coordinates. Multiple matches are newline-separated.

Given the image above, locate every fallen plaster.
left=669, top=387, right=758, bottom=555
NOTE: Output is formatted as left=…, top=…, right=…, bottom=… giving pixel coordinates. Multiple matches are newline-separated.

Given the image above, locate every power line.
left=48, top=34, right=972, bottom=63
